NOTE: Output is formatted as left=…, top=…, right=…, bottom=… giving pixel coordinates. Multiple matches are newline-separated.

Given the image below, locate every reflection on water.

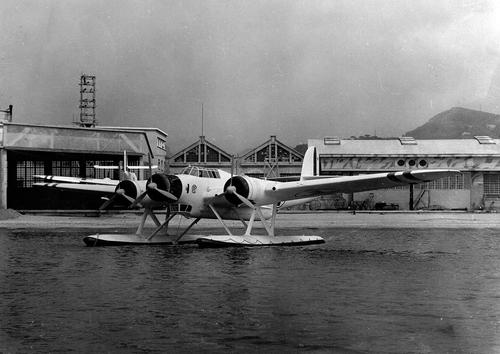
left=1, top=228, right=500, bottom=353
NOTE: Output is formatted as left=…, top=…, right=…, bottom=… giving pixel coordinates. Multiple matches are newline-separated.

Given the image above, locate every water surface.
left=1, top=227, right=499, bottom=353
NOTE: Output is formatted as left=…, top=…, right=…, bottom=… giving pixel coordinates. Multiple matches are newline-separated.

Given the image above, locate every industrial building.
left=0, top=120, right=167, bottom=209
left=169, top=135, right=304, bottom=178
left=308, top=136, right=500, bottom=211
left=3, top=105, right=500, bottom=213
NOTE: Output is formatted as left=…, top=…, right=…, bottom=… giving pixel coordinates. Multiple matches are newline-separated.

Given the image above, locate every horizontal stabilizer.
left=93, top=165, right=120, bottom=170
left=93, top=165, right=157, bottom=170
left=126, top=165, right=158, bottom=170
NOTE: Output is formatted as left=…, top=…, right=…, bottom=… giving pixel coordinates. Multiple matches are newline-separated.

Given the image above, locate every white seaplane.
left=35, top=147, right=460, bottom=247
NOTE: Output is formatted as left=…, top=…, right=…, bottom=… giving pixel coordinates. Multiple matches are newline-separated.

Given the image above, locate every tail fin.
left=300, top=146, right=317, bottom=181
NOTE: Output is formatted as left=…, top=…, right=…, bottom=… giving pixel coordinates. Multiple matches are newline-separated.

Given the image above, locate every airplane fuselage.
left=169, top=170, right=273, bottom=220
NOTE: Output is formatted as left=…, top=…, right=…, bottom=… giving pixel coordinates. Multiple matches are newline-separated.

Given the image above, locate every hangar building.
left=169, top=135, right=303, bottom=178
left=309, top=136, right=500, bottom=211
left=0, top=120, right=167, bottom=210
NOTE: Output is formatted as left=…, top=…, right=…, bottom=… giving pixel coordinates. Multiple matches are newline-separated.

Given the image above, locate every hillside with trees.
left=405, top=107, right=500, bottom=139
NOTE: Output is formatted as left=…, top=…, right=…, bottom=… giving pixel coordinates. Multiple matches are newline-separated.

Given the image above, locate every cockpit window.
left=179, top=166, right=221, bottom=178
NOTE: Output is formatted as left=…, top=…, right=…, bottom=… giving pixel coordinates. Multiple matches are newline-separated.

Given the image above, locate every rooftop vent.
left=324, top=136, right=341, bottom=145
left=474, top=136, right=496, bottom=144
left=398, top=136, right=417, bottom=145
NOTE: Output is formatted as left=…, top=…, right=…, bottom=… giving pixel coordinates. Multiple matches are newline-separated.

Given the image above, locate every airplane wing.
left=33, top=182, right=116, bottom=194
left=270, top=169, right=460, bottom=201
left=33, top=175, right=119, bottom=186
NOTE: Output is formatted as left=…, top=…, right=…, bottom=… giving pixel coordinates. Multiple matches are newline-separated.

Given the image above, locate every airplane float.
left=34, top=147, right=460, bottom=248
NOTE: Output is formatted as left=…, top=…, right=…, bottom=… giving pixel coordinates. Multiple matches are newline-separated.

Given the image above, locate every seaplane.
left=35, top=146, right=460, bottom=248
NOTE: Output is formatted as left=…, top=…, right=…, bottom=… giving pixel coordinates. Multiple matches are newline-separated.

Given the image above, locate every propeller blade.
left=121, top=194, right=136, bottom=204
left=230, top=155, right=235, bottom=187
left=99, top=195, right=117, bottom=210
left=130, top=191, right=148, bottom=208
left=150, top=185, right=178, bottom=201
left=226, top=185, right=253, bottom=208
left=114, top=188, right=136, bottom=204
left=148, top=153, right=152, bottom=177
left=234, top=191, right=254, bottom=208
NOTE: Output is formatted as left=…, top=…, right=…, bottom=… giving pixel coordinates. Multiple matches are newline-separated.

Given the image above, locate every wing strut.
left=208, top=204, right=234, bottom=236
left=135, top=207, right=161, bottom=236
left=208, top=202, right=279, bottom=237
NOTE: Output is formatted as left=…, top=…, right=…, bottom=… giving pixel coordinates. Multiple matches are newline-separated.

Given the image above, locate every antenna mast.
left=79, top=74, right=96, bottom=127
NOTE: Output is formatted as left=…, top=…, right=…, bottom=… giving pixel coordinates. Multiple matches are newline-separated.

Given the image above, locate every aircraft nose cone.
left=148, top=182, right=158, bottom=190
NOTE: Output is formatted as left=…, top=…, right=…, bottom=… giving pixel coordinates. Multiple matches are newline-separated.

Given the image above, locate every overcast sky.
left=1, top=0, right=500, bottom=153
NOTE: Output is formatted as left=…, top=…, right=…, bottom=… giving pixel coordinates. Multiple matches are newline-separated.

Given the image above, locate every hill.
left=405, top=107, right=500, bottom=139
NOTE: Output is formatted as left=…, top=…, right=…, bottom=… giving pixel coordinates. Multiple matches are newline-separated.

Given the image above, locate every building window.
left=484, top=174, right=500, bottom=197
left=206, top=146, right=219, bottom=162
left=418, top=174, right=465, bottom=190
left=16, top=161, right=44, bottom=188
left=186, top=148, right=199, bottom=162
left=387, top=174, right=466, bottom=190
left=52, top=161, right=80, bottom=177
left=91, top=160, right=117, bottom=179
left=256, top=147, right=268, bottom=162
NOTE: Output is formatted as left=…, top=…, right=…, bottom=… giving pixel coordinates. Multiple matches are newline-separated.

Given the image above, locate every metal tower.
left=79, top=74, right=96, bottom=127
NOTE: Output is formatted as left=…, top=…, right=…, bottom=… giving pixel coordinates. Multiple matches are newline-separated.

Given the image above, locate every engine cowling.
left=223, top=176, right=276, bottom=206
left=146, top=173, right=182, bottom=202
left=115, top=179, right=141, bottom=202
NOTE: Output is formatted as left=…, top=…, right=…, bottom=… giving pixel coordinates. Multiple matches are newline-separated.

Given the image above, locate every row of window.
left=389, top=175, right=467, bottom=190
left=180, top=166, right=221, bottom=178
left=245, top=145, right=302, bottom=163
left=484, top=174, right=500, bottom=197
left=15, top=160, right=132, bottom=188
left=174, top=145, right=231, bottom=163
left=396, top=159, right=428, bottom=168
left=15, top=159, right=500, bottom=198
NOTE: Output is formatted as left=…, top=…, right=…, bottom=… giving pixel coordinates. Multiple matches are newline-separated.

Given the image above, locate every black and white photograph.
left=1, top=0, right=500, bottom=352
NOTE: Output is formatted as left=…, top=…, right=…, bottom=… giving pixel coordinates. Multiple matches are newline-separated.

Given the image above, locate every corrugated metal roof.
left=308, top=138, right=500, bottom=156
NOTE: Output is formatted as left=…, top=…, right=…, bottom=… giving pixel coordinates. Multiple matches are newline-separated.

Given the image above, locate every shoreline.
left=1, top=210, right=500, bottom=230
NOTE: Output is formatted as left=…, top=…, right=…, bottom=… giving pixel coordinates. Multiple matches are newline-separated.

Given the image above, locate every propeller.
left=147, top=181, right=178, bottom=201
left=222, top=169, right=254, bottom=208
left=99, top=188, right=137, bottom=210
left=115, top=188, right=136, bottom=204
left=99, top=196, right=116, bottom=210
left=225, top=184, right=254, bottom=208
left=147, top=153, right=153, bottom=178
left=129, top=191, right=148, bottom=208
left=131, top=173, right=179, bottom=206
left=99, top=179, right=141, bottom=210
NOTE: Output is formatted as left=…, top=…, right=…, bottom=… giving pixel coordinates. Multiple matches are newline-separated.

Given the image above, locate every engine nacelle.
left=146, top=173, right=183, bottom=202
left=115, top=179, right=142, bottom=202
left=223, top=176, right=276, bottom=206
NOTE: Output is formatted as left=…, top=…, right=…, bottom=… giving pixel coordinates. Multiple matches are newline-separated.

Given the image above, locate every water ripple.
left=1, top=228, right=500, bottom=352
